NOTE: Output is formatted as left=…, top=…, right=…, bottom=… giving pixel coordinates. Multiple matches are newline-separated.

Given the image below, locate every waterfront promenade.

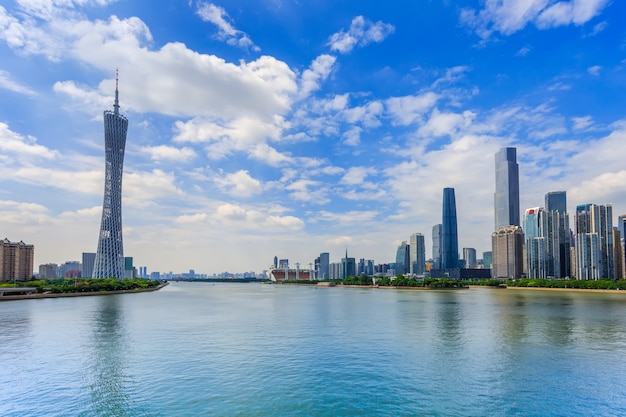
left=0, top=281, right=168, bottom=302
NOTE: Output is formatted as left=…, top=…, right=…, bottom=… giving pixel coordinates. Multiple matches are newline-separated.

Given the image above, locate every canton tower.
left=93, top=71, right=128, bottom=279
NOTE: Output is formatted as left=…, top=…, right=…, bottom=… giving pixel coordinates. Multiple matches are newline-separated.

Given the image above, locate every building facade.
left=395, top=241, right=410, bottom=275
left=494, top=147, right=520, bottom=229
left=0, top=238, right=34, bottom=281
left=441, top=188, right=459, bottom=269
left=410, top=233, right=426, bottom=275
left=432, top=224, right=442, bottom=270
left=93, top=74, right=128, bottom=279
left=492, top=226, right=524, bottom=279
left=462, top=247, right=477, bottom=269
left=575, top=203, right=614, bottom=280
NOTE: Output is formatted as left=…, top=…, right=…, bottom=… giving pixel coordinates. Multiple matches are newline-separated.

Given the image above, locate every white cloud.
left=214, top=170, right=262, bottom=198
left=141, top=145, right=196, bottom=162
left=196, top=2, right=259, bottom=51
left=461, top=0, right=609, bottom=39
left=175, top=213, right=208, bottom=223
left=328, top=16, right=395, bottom=54
left=418, top=109, right=475, bottom=138
left=285, top=179, right=329, bottom=204
left=571, top=115, right=593, bottom=130
left=515, top=46, right=531, bottom=56
left=298, top=54, right=336, bottom=99
left=587, top=65, right=602, bottom=76
left=215, top=203, right=305, bottom=231
left=385, top=92, right=439, bottom=126
left=341, top=166, right=376, bottom=185
left=342, top=126, right=362, bottom=146
left=0, top=122, right=59, bottom=161
left=0, top=70, right=36, bottom=96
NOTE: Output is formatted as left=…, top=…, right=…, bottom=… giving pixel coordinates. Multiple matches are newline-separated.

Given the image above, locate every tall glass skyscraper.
left=93, top=74, right=128, bottom=279
left=395, top=241, right=409, bottom=275
left=575, top=203, right=614, bottom=280
left=432, top=224, right=442, bottom=269
left=441, top=187, right=459, bottom=269
left=409, top=233, right=426, bottom=275
left=494, top=147, right=520, bottom=230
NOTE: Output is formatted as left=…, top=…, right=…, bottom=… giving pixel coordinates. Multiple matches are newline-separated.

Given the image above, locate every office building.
left=544, top=191, right=571, bottom=278
left=441, top=188, right=459, bottom=269
left=82, top=252, right=96, bottom=278
left=575, top=203, right=614, bottom=280
left=432, top=224, right=442, bottom=269
left=463, top=248, right=477, bottom=269
left=93, top=73, right=128, bottom=279
left=482, top=251, right=492, bottom=269
left=613, top=228, right=624, bottom=279
left=395, top=241, right=410, bottom=275
left=341, top=250, right=356, bottom=279
left=0, top=238, right=34, bottom=281
left=39, top=263, right=58, bottom=279
left=410, top=233, right=426, bottom=275
left=319, top=252, right=330, bottom=280
left=524, top=207, right=548, bottom=279
left=492, top=225, right=524, bottom=279
left=494, top=147, right=520, bottom=229
left=279, top=259, right=289, bottom=268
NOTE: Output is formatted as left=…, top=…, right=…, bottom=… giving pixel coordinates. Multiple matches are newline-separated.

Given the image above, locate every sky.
left=1, top=0, right=625, bottom=274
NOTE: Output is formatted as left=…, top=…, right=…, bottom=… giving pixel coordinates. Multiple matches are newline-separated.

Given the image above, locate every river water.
left=1, top=282, right=626, bottom=416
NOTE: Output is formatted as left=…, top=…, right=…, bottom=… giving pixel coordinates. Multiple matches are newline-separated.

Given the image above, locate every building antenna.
left=114, top=68, right=120, bottom=115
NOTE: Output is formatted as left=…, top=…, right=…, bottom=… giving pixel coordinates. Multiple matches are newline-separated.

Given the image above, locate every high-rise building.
left=575, top=203, right=614, bottom=280
left=544, top=191, right=571, bottom=278
left=93, top=73, right=128, bottom=279
left=441, top=188, right=459, bottom=269
left=38, top=263, right=58, bottom=279
left=279, top=259, right=289, bottom=268
left=341, top=249, right=356, bottom=279
left=492, top=225, right=524, bottom=279
left=617, top=214, right=626, bottom=278
left=410, top=233, right=426, bottom=275
left=524, top=207, right=548, bottom=278
left=613, top=228, right=624, bottom=280
left=0, top=238, right=34, bottom=281
left=395, top=241, right=410, bottom=275
left=273, top=256, right=278, bottom=269
left=432, top=224, right=442, bottom=269
left=82, top=252, right=96, bottom=278
left=462, top=248, right=477, bottom=268
left=482, top=251, right=492, bottom=269
left=494, top=147, right=520, bottom=229
left=319, top=252, right=330, bottom=280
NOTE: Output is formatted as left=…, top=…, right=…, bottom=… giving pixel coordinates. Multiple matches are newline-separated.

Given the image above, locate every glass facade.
left=494, top=147, right=520, bottom=230
left=441, top=188, right=459, bottom=269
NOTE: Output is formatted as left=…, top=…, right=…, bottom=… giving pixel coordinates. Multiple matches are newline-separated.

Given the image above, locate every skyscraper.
left=494, top=147, right=520, bottom=230
left=319, top=252, right=330, bottom=280
left=410, top=233, right=426, bottom=275
left=441, top=187, right=459, bottom=269
left=395, top=241, right=410, bottom=275
left=93, top=72, right=128, bottom=279
left=81, top=252, right=96, bottom=279
left=492, top=225, right=524, bottom=279
left=544, top=191, right=571, bottom=278
left=432, top=224, right=442, bottom=269
left=524, top=207, right=548, bottom=278
left=462, top=247, right=477, bottom=268
left=575, top=203, right=614, bottom=280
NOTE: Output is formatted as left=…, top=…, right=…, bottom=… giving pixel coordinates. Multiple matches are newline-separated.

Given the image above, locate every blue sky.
left=1, top=0, right=625, bottom=274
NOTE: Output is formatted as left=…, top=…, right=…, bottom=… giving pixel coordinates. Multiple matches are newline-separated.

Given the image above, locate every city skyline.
left=1, top=1, right=626, bottom=272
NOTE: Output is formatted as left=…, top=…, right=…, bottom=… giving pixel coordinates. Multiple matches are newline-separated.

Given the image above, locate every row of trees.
left=281, top=276, right=626, bottom=290
left=0, top=278, right=161, bottom=293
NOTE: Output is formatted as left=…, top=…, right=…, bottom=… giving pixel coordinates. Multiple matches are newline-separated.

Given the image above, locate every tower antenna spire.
left=114, top=68, right=120, bottom=115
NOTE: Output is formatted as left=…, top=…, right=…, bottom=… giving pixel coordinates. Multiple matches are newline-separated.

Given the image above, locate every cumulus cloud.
left=215, top=203, right=305, bottom=231
left=196, top=2, right=259, bottom=51
left=0, top=123, right=59, bottom=161
left=328, top=16, right=395, bottom=54
left=298, top=54, right=336, bottom=99
left=214, top=170, right=262, bottom=197
left=341, top=166, right=376, bottom=185
left=386, top=92, right=439, bottom=126
left=141, top=145, right=196, bottom=162
left=460, top=0, right=609, bottom=39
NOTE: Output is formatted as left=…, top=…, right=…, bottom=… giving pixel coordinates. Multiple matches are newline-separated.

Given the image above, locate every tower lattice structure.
left=93, top=72, right=128, bottom=279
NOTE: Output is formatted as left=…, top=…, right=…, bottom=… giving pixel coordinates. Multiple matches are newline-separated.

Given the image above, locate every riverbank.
left=469, top=285, right=626, bottom=294
left=0, top=281, right=168, bottom=302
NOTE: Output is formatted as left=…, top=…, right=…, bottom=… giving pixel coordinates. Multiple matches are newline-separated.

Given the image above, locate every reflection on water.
left=80, top=296, right=144, bottom=417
